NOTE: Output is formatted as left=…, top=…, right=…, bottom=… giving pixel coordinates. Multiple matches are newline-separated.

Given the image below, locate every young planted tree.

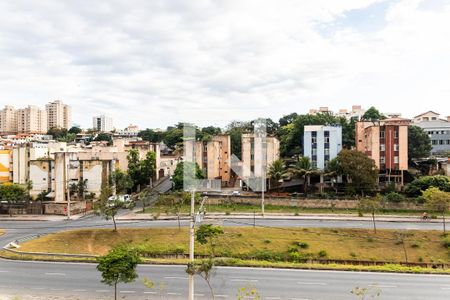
left=423, top=187, right=450, bottom=233
left=358, top=194, right=384, bottom=234
left=268, top=159, right=287, bottom=195
left=111, top=169, right=133, bottom=194
left=186, top=224, right=224, bottom=300
left=94, top=185, right=123, bottom=231
left=97, top=245, right=141, bottom=300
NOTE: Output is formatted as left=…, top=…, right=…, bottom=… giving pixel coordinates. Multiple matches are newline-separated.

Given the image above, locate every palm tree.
left=268, top=159, right=287, bottom=195
left=289, top=156, right=319, bottom=196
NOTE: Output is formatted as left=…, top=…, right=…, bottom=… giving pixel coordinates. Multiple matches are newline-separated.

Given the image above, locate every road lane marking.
left=216, top=295, right=229, bottom=298
left=290, top=298, right=312, bottom=300
left=297, top=282, right=327, bottom=286
left=0, top=270, right=9, bottom=273
left=144, top=291, right=158, bottom=294
left=31, top=287, right=45, bottom=290
left=51, top=288, right=64, bottom=291
left=95, top=290, right=109, bottom=293
left=230, top=278, right=258, bottom=282
left=45, top=272, right=66, bottom=276
left=120, top=290, right=136, bottom=293
left=167, top=292, right=182, bottom=296
left=73, top=289, right=87, bottom=292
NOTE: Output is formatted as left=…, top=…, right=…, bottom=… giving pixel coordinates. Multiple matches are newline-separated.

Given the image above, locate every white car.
left=107, top=194, right=132, bottom=208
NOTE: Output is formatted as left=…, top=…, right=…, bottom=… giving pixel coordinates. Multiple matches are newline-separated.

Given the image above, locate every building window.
left=380, top=156, right=385, bottom=164
left=324, top=148, right=330, bottom=156
left=439, top=140, right=444, bottom=145
left=311, top=136, right=317, bottom=144
left=394, top=156, right=399, bottom=163
left=432, top=140, right=438, bottom=145
left=394, top=131, right=399, bottom=139
left=394, top=144, right=399, bottom=151
left=324, top=136, right=330, bottom=143
left=380, top=131, right=385, bottom=139
left=380, top=144, right=385, bottom=152
left=312, top=148, right=317, bottom=155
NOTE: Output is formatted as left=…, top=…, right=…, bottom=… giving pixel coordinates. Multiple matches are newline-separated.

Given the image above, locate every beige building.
left=356, top=118, right=410, bottom=186
left=188, top=135, right=231, bottom=185
left=0, top=105, right=18, bottom=134
left=16, top=106, right=47, bottom=134
left=46, top=100, right=71, bottom=129
left=241, top=133, right=280, bottom=179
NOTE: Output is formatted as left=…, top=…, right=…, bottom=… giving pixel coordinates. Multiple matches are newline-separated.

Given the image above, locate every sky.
left=0, top=0, right=449, bottom=130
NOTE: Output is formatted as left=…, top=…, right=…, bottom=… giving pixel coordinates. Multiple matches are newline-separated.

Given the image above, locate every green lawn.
left=19, top=227, right=450, bottom=264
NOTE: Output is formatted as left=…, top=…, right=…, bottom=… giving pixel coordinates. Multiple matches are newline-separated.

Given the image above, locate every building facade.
left=0, top=106, right=18, bottom=134
left=241, top=133, right=280, bottom=178
left=413, top=111, right=450, bottom=155
left=356, top=118, right=410, bottom=186
left=93, top=115, right=114, bottom=132
left=16, top=106, right=47, bottom=134
left=303, top=125, right=342, bottom=170
left=46, top=100, right=71, bottom=129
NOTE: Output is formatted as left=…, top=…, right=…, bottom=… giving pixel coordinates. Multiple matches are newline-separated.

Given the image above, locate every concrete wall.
left=206, top=196, right=423, bottom=210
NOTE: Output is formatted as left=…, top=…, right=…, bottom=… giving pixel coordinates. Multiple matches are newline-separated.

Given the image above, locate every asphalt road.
left=1, top=215, right=449, bottom=299
left=0, top=260, right=449, bottom=299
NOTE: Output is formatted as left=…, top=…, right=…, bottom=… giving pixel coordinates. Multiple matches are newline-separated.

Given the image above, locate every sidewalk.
left=117, top=210, right=442, bottom=223
left=0, top=212, right=91, bottom=221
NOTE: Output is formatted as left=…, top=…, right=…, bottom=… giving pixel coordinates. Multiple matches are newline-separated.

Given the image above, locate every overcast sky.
left=0, top=0, right=449, bottom=129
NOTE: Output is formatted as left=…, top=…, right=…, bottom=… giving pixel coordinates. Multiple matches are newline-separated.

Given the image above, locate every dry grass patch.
left=19, top=227, right=450, bottom=263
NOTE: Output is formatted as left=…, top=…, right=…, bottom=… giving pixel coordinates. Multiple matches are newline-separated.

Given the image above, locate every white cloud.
left=0, top=0, right=449, bottom=129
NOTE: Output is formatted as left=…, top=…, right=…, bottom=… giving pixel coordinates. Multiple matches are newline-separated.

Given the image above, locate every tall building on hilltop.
left=93, top=115, right=114, bottom=132
left=303, top=125, right=342, bottom=170
left=413, top=111, right=450, bottom=156
left=46, top=100, right=71, bottom=129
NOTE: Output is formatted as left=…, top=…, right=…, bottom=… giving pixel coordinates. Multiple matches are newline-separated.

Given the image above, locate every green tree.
left=268, top=159, right=286, bottom=194
left=337, top=150, right=378, bottom=196
left=97, top=245, right=141, bottom=300
left=140, top=151, right=157, bottom=187
left=172, top=162, right=204, bottom=191
left=361, top=106, right=384, bottom=121
left=47, top=127, right=68, bottom=139
left=196, top=224, right=224, bottom=257
left=138, top=129, right=164, bottom=143
left=94, top=133, right=113, bottom=145
left=68, top=126, right=82, bottom=134
left=94, top=185, right=122, bottom=231
left=127, top=149, right=141, bottom=192
left=358, top=194, right=384, bottom=233
left=225, top=121, right=251, bottom=160
left=111, top=169, right=133, bottom=194
left=423, top=187, right=450, bottom=233
left=404, top=175, right=450, bottom=197
left=289, top=156, right=318, bottom=196
left=408, top=125, right=432, bottom=160
left=0, top=183, right=27, bottom=216
left=163, top=126, right=183, bottom=150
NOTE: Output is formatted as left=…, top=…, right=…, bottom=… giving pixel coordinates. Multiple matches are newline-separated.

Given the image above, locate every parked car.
left=231, top=190, right=241, bottom=196
left=107, top=194, right=133, bottom=208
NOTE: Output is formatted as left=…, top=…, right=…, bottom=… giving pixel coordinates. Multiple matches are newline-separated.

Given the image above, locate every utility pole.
left=65, top=152, right=71, bottom=220
left=188, top=189, right=195, bottom=300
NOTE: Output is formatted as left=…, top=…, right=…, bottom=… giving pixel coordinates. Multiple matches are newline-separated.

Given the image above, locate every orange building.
left=356, top=118, right=410, bottom=187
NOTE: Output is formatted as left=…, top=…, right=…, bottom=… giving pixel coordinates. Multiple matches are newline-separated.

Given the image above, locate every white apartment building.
left=93, top=115, right=114, bottom=132
left=241, top=133, right=280, bottom=178
left=303, top=125, right=342, bottom=170
left=16, top=106, right=47, bottom=134
left=46, top=100, right=71, bottom=129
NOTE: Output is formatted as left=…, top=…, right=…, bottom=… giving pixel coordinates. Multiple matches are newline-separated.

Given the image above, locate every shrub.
left=350, top=252, right=357, bottom=258
left=405, top=175, right=450, bottom=197
left=384, top=192, right=405, bottom=203
left=263, top=239, right=271, bottom=244
left=411, top=243, right=420, bottom=249
left=442, top=238, right=450, bottom=248
left=292, top=241, right=309, bottom=249
left=318, top=250, right=328, bottom=258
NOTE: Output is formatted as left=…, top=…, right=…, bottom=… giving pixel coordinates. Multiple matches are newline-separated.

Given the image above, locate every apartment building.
left=46, top=100, right=71, bottom=129
left=356, top=118, right=410, bottom=186
left=413, top=111, right=450, bottom=155
left=93, top=115, right=114, bottom=132
left=0, top=149, right=11, bottom=183
left=188, top=135, right=231, bottom=185
left=0, top=106, right=18, bottom=134
left=241, top=133, right=280, bottom=179
left=303, top=125, right=342, bottom=170
left=16, top=106, right=47, bottom=134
